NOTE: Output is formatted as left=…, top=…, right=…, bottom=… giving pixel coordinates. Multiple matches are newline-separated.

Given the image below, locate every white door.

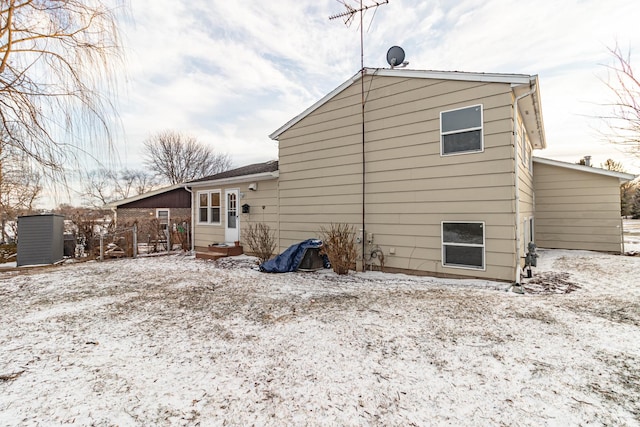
left=225, top=189, right=240, bottom=243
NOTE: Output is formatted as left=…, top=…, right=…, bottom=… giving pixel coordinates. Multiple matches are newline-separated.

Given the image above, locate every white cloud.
left=55, top=0, right=640, bottom=207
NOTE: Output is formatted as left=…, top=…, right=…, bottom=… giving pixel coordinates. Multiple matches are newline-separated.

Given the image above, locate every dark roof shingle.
left=188, top=160, right=278, bottom=183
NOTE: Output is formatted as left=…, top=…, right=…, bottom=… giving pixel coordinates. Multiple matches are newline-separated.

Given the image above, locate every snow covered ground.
left=1, top=249, right=639, bottom=426
left=624, top=219, right=640, bottom=253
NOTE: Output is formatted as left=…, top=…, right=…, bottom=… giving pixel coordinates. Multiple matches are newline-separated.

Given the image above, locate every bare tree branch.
left=0, top=128, right=42, bottom=241
left=601, top=44, right=640, bottom=157
left=143, top=130, right=232, bottom=185
left=82, top=167, right=159, bottom=207
left=0, top=0, right=125, bottom=179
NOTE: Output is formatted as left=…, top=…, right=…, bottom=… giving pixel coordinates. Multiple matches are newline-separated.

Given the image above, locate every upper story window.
left=198, top=190, right=221, bottom=225
left=440, top=104, right=483, bottom=155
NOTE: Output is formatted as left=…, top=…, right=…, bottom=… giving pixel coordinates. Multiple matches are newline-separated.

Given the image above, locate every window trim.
left=197, top=190, right=222, bottom=225
left=441, top=221, right=486, bottom=271
left=440, top=104, right=484, bottom=156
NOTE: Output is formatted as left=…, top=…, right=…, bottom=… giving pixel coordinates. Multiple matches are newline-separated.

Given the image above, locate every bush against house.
left=244, top=223, right=277, bottom=263
left=319, top=223, right=358, bottom=275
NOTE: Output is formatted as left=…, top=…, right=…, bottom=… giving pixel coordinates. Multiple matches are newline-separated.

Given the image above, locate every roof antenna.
left=329, top=0, right=389, bottom=72
left=330, top=1, right=388, bottom=274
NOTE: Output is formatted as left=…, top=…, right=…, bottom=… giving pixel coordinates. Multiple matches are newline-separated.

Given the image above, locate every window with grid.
left=197, top=191, right=221, bottom=224
left=442, top=221, right=485, bottom=269
left=440, top=105, right=483, bottom=155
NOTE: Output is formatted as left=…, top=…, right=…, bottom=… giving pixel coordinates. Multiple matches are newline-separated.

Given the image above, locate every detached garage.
left=533, top=157, right=636, bottom=253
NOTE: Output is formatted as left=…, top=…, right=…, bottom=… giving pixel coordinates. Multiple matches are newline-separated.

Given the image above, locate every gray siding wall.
left=17, top=214, right=64, bottom=266
left=533, top=162, right=624, bottom=252
left=278, top=75, right=518, bottom=281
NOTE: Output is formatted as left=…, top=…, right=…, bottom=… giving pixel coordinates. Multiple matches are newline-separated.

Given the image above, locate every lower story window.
left=442, top=221, right=485, bottom=269
left=198, top=190, right=221, bottom=224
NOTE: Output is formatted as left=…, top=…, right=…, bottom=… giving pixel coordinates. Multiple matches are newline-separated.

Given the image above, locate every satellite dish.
left=386, top=46, right=405, bottom=68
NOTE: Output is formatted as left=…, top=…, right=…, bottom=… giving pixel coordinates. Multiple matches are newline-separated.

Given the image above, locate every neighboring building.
left=108, top=184, right=191, bottom=226
left=533, top=157, right=634, bottom=253
left=107, top=184, right=192, bottom=244
left=188, top=161, right=279, bottom=253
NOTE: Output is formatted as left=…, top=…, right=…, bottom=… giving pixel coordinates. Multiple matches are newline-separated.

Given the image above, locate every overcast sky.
left=109, top=0, right=640, bottom=177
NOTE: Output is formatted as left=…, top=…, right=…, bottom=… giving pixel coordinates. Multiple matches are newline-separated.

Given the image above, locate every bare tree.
left=143, top=130, right=232, bottom=184
left=82, top=168, right=159, bottom=207
left=601, top=45, right=640, bottom=157
left=119, top=169, right=159, bottom=197
left=599, top=158, right=638, bottom=217
left=82, top=169, right=118, bottom=207
left=600, top=158, right=627, bottom=172
left=0, top=0, right=124, bottom=176
left=0, top=132, right=42, bottom=242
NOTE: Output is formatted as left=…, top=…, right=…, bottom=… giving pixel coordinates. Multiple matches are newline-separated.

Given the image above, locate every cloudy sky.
left=109, top=0, right=640, bottom=176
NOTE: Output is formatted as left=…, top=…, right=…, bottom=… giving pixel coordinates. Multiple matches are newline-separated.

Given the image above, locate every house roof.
left=106, top=161, right=279, bottom=208
left=188, top=160, right=279, bottom=186
left=533, top=156, right=637, bottom=183
left=105, top=183, right=187, bottom=208
left=269, top=67, right=546, bottom=149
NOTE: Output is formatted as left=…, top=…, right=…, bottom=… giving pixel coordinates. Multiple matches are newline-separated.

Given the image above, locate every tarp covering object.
left=260, top=239, right=328, bottom=273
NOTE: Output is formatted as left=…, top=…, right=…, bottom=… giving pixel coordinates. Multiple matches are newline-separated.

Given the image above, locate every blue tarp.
left=260, top=239, right=328, bottom=273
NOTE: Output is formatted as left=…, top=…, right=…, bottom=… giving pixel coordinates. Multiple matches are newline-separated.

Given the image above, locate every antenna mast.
left=329, top=0, right=389, bottom=71
left=329, top=1, right=388, bottom=273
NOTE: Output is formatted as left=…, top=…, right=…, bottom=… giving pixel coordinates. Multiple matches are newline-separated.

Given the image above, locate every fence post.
left=133, top=224, right=138, bottom=258
left=99, top=234, right=104, bottom=261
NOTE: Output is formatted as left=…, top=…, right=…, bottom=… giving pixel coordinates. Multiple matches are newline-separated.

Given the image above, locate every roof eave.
left=105, top=183, right=185, bottom=208
left=187, top=171, right=279, bottom=188
left=533, top=156, right=637, bottom=182
left=269, top=68, right=539, bottom=141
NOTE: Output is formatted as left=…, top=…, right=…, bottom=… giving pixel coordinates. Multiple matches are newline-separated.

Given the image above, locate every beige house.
left=533, top=157, right=634, bottom=253
left=188, top=161, right=279, bottom=252
left=268, top=68, right=547, bottom=282
left=186, top=67, right=634, bottom=283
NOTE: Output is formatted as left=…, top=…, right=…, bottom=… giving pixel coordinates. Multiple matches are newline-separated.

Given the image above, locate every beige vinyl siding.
left=193, top=179, right=278, bottom=250
left=533, top=162, right=623, bottom=252
left=516, top=106, right=534, bottom=264
left=278, top=75, right=518, bottom=281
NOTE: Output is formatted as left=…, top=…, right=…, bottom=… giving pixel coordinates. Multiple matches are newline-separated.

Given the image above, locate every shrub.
left=244, top=223, right=277, bottom=263
left=319, top=223, right=358, bottom=275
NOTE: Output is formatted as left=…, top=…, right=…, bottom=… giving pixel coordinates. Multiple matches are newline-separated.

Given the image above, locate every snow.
left=624, top=219, right=640, bottom=253
left=1, top=248, right=639, bottom=426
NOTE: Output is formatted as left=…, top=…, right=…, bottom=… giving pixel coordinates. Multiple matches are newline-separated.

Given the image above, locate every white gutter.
left=183, top=185, right=195, bottom=252
left=513, top=86, right=536, bottom=286
left=188, top=171, right=278, bottom=188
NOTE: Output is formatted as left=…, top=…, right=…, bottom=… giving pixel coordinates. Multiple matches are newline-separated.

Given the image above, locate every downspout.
left=513, top=86, right=536, bottom=286
left=183, top=185, right=195, bottom=252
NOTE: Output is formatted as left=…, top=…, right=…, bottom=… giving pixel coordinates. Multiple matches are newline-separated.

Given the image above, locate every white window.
left=440, top=105, right=483, bottom=155
left=442, top=221, right=485, bottom=270
left=156, top=209, right=170, bottom=231
left=197, top=190, right=221, bottom=225
left=523, top=216, right=535, bottom=244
